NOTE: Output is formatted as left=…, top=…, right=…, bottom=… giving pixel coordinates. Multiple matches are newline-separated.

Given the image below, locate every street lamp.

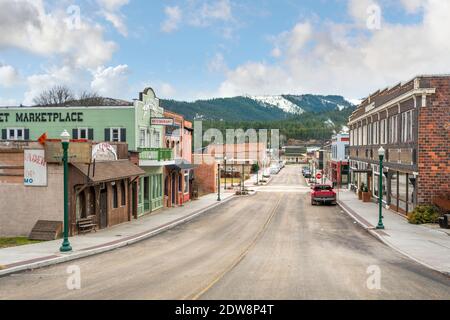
left=377, top=146, right=385, bottom=230
left=60, top=130, right=72, bottom=252
left=217, top=163, right=221, bottom=201
left=224, top=156, right=227, bottom=190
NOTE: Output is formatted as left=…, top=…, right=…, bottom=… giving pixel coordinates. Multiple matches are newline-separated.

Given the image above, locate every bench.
left=77, top=216, right=97, bottom=234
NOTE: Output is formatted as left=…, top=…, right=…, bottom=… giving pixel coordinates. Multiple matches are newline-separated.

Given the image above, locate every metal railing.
left=138, top=148, right=173, bottom=161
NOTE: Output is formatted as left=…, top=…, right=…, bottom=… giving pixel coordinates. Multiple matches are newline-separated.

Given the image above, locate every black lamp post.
left=217, top=163, right=221, bottom=201
left=60, top=130, right=72, bottom=252
left=224, top=156, right=227, bottom=190
left=377, top=146, right=385, bottom=230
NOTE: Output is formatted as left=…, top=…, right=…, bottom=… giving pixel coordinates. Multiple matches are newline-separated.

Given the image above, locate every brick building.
left=348, top=75, right=450, bottom=215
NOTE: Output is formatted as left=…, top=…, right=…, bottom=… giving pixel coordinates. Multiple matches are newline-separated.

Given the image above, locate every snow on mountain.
left=249, top=95, right=304, bottom=115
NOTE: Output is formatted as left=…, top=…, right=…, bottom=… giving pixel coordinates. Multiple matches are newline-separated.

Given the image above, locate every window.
left=178, top=174, right=182, bottom=192
left=155, top=131, right=161, bottom=147
left=7, top=128, right=25, bottom=140
left=372, top=121, right=379, bottom=145
left=78, top=128, right=88, bottom=139
left=380, top=119, right=387, bottom=144
left=184, top=173, right=189, bottom=194
left=368, top=123, right=372, bottom=145
left=402, top=111, right=413, bottom=142
left=121, top=181, right=126, bottom=206
left=362, top=125, right=367, bottom=145
left=111, top=128, right=120, bottom=142
left=358, top=126, right=363, bottom=146
left=139, top=129, right=146, bottom=147
left=389, top=115, right=398, bottom=144
left=112, top=182, right=118, bottom=208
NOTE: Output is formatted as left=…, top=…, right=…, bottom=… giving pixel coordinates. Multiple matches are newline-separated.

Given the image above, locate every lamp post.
left=217, top=163, right=221, bottom=201
left=224, top=156, right=227, bottom=190
left=377, top=147, right=385, bottom=230
left=60, top=130, right=72, bottom=252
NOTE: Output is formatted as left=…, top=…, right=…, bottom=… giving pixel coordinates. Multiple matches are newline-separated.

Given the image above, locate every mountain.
left=161, top=94, right=355, bottom=121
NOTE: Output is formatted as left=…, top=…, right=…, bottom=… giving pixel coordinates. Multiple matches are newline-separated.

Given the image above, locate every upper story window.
left=358, top=126, right=363, bottom=146
left=362, top=125, right=368, bottom=146
left=380, top=119, right=387, bottom=144
left=389, top=115, right=398, bottom=144
left=373, top=121, right=379, bottom=145
left=105, top=128, right=126, bottom=142
left=7, top=128, right=25, bottom=140
left=368, top=123, right=372, bottom=145
left=401, top=110, right=414, bottom=142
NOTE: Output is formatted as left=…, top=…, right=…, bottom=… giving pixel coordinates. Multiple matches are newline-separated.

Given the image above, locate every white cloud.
left=159, top=83, right=176, bottom=98
left=0, top=64, right=20, bottom=87
left=218, top=0, right=450, bottom=99
left=97, top=0, right=130, bottom=11
left=161, top=6, right=182, bottom=33
left=189, top=0, right=233, bottom=27
left=97, top=0, right=129, bottom=36
left=23, top=66, right=89, bottom=105
left=0, top=97, right=17, bottom=106
left=400, top=0, right=426, bottom=14
left=90, top=64, right=130, bottom=98
left=0, top=0, right=116, bottom=69
left=207, top=53, right=228, bottom=73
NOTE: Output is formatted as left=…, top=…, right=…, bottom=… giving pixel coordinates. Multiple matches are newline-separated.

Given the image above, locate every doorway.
left=99, top=187, right=108, bottom=229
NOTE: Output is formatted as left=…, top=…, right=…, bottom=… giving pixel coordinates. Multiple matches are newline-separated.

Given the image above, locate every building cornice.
left=349, top=88, right=435, bottom=125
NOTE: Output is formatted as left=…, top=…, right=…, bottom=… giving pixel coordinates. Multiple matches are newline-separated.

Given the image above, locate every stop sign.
left=316, top=172, right=322, bottom=179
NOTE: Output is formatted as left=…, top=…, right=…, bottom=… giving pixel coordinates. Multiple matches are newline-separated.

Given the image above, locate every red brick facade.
left=417, top=77, right=450, bottom=204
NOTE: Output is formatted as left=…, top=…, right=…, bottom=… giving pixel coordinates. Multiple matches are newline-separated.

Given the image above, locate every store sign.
left=0, top=112, right=84, bottom=123
left=92, top=143, right=118, bottom=161
left=151, top=118, right=174, bottom=126
left=24, top=149, right=47, bottom=186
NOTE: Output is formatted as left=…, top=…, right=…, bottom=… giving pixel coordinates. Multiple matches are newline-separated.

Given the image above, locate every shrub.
left=407, top=205, right=440, bottom=225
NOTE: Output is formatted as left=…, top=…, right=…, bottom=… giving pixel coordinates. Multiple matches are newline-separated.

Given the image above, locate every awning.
left=350, top=169, right=373, bottom=174
left=72, top=160, right=146, bottom=183
left=166, top=159, right=198, bottom=171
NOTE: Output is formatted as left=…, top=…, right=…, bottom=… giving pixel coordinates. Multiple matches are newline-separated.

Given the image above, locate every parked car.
left=270, top=165, right=281, bottom=175
left=302, top=168, right=311, bottom=178
left=311, top=184, right=337, bottom=206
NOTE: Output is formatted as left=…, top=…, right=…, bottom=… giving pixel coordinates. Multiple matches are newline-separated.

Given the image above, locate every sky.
left=0, top=0, right=449, bottom=106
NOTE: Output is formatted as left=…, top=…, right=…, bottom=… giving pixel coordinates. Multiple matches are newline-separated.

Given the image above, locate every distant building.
left=282, top=146, right=307, bottom=163
left=329, top=133, right=350, bottom=187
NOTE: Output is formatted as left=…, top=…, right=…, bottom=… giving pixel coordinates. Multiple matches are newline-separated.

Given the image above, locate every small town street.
left=0, top=165, right=449, bottom=300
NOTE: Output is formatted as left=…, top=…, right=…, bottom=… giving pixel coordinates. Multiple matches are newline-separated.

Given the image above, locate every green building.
left=0, top=87, right=172, bottom=215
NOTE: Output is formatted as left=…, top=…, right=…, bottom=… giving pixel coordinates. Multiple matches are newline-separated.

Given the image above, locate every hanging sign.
left=151, top=118, right=174, bottom=126
left=92, top=142, right=118, bottom=161
left=24, top=149, right=47, bottom=186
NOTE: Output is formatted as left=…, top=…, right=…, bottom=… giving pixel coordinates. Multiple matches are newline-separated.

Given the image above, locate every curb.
left=337, top=200, right=450, bottom=277
left=0, top=195, right=237, bottom=278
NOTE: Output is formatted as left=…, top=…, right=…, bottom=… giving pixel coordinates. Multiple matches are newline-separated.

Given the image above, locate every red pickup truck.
left=311, top=184, right=337, bottom=206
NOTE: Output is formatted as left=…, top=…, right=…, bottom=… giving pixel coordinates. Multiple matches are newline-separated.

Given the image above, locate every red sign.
left=316, top=172, right=322, bottom=179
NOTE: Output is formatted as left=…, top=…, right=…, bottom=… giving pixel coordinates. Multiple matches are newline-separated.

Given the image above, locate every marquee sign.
left=151, top=118, right=174, bottom=126
left=24, top=149, right=47, bottom=186
left=92, top=143, right=118, bottom=161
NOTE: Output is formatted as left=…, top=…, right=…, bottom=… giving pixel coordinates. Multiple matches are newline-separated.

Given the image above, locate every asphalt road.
left=0, top=165, right=449, bottom=299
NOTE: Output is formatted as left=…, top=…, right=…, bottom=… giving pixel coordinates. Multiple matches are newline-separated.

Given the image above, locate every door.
left=132, top=182, right=137, bottom=219
left=99, top=188, right=108, bottom=229
left=171, top=173, right=176, bottom=205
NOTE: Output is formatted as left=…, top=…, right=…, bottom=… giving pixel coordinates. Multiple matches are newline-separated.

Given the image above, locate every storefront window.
left=408, top=177, right=416, bottom=212
left=184, top=173, right=189, bottom=194
left=390, top=171, right=398, bottom=207
left=398, top=173, right=408, bottom=212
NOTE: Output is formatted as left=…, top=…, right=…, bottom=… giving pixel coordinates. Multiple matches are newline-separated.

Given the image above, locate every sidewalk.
left=338, top=190, right=450, bottom=275
left=0, top=191, right=235, bottom=277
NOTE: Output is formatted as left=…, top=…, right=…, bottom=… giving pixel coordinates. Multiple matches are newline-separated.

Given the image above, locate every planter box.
left=358, top=191, right=363, bottom=200
left=362, top=192, right=371, bottom=203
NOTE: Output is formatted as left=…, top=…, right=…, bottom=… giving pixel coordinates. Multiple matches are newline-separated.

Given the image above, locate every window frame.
left=7, top=128, right=25, bottom=140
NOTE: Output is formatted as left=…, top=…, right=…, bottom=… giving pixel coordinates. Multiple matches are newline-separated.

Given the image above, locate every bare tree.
left=33, top=85, right=75, bottom=106
left=77, top=90, right=105, bottom=106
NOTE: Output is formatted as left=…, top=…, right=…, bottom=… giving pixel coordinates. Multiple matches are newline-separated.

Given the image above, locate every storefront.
left=70, top=160, right=145, bottom=235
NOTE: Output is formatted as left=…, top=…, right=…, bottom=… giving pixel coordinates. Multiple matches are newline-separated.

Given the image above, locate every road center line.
left=188, top=194, right=283, bottom=300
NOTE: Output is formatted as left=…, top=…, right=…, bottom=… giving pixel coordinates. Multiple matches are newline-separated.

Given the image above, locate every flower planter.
left=358, top=191, right=363, bottom=200
left=362, top=192, right=371, bottom=202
